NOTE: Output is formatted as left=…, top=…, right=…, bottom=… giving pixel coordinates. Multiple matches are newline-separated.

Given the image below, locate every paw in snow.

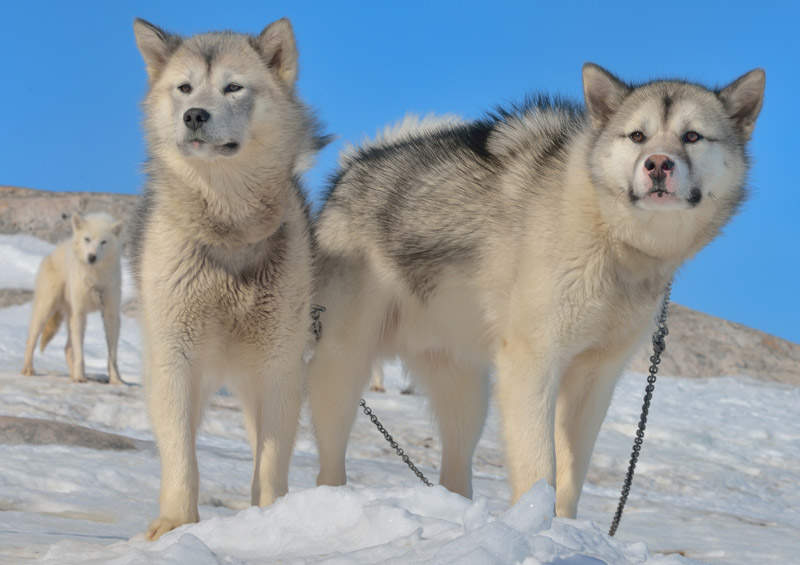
left=147, top=516, right=196, bottom=541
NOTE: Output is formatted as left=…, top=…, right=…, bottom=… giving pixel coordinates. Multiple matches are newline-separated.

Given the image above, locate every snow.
left=0, top=235, right=798, bottom=564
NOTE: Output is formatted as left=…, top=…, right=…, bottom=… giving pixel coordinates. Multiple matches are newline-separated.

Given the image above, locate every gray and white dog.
left=308, top=64, right=765, bottom=517
left=131, top=17, right=323, bottom=540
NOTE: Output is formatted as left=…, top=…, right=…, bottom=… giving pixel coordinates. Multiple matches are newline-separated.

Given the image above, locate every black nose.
left=88, top=254, right=96, bottom=264
left=183, top=108, right=210, bottom=131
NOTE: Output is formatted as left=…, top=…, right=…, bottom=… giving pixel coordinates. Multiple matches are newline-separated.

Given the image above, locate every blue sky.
left=2, top=1, right=798, bottom=343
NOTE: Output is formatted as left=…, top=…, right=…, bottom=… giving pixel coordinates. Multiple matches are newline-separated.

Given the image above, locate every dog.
left=21, top=213, right=124, bottom=384
left=308, top=64, right=765, bottom=518
left=131, top=17, right=323, bottom=540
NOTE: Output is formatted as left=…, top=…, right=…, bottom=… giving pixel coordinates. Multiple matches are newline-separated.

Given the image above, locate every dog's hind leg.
left=101, top=296, right=123, bottom=384
left=405, top=353, right=489, bottom=498
left=308, top=331, right=376, bottom=487
left=234, top=358, right=304, bottom=507
left=308, top=268, right=386, bottom=487
left=22, top=279, right=61, bottom=376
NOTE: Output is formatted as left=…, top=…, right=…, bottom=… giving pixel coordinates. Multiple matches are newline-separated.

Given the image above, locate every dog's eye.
left=84, top=237, right=90, bottom=243
left=628, top=131, right=646, bottom=143
left=178, top=83, right=192, bottom=94
left=224, top=83, right=243, bottom=94
left=683, top=131, right=703, bottom=144
left=100, top=240, right=107, bottom=245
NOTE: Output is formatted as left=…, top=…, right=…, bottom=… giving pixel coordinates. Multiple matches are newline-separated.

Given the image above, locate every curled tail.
left=39, top=310, right=63, bottom=352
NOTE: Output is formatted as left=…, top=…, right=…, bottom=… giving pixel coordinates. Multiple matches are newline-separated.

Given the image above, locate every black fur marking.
left=663, top=95, right=673, bottom=123
left=390, top=236, right=477, bottom=300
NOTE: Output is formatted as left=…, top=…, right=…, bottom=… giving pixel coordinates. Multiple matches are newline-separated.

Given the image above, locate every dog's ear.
left=582, top=63, right=630, bottom=128
left=255, top=18, right=299, bottom=87
left=71, top=214, right=85, bottom=233
left=111, top=221, right=124, bottom=237
left=134, top=18, right=181, bottom=82
left=718, top=68, right=765, bottom=140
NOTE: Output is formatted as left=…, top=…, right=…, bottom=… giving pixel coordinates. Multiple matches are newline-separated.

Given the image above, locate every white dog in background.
left=21, top=213, right=124, bottom=384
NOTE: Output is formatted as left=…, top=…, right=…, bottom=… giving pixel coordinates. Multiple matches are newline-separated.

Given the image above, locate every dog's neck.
left=153, top=157, right=295, bottom=251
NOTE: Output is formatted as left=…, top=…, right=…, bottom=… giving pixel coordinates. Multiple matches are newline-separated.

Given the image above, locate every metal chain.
left=359, top=398, right=433, bottom=487
left=608, top=282, right=672, bottom=537
left=310, top=304, right=326, bottom=340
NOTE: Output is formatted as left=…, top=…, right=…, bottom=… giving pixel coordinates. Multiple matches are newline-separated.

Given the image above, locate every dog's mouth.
left=181, top=138, right=241, bottom=157
left=215, top=142, right=240, bottom=155
left=628, top=184, right=703, bottom=208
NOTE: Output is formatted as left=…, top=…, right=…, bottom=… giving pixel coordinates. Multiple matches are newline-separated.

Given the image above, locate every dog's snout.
left=644, top=154, right=674, bottom=180
left=88, top=254, right=97, bottom=264
left=183, top=108, right=210, bottom=131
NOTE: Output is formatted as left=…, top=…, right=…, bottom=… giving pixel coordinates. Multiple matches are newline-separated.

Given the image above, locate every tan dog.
left=308, top=64, right=765, bottom=517
left=131, top=17, right=324, bottom=540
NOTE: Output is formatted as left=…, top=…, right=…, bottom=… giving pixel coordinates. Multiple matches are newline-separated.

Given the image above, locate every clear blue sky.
left=2, top=1, right=798, bottom=344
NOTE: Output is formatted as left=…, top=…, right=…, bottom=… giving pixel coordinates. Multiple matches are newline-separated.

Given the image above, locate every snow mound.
left=39, top=482, right=692, bottom=564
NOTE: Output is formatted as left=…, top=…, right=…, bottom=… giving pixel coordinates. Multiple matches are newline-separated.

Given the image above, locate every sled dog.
left=308, top=64, right=765, bottom=517
left=131, top=17, right=322, bottom=539
left=22, top=213, right=124, bottom=384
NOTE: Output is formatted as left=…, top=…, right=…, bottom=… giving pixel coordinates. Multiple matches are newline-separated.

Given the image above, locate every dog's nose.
left=644, top=154, right=675, bottom=180
left=88, top=254, right=97, bottom=264
left=183, top=108, right=210, bottom=131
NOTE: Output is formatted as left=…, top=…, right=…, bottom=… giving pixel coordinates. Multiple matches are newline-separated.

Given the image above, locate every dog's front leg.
left=145, top=338, right=202, bottom=541
left=68, top=307, right=88, bottom=383
left=101, top=294, right=123, bottom=384
left=494, top=335, right=561, bottom=505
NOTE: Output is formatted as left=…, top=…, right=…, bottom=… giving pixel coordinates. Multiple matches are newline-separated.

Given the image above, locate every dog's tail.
left=39, top=310, right=64, bottom=352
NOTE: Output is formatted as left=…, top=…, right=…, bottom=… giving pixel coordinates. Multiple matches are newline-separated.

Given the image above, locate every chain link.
left=359, top=398, right=433, bottom=487
left=608, top=282, right=672, bottom=537
left=310, top=304, right=326, bottom=340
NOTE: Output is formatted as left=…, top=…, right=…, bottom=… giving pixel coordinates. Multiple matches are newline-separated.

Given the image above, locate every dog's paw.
left=146, top=516, right=190, bottom=541
left=369, top=384, right=386, bottom=393
left=71, top=374, right=88, bottom=384
left=109, top=373, right=126, bottom=386
left=21, top=365, right=35, bottom=376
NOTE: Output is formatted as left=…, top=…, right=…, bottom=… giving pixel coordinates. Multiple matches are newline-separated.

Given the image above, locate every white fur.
left=21, top=213, right=124, bottom=384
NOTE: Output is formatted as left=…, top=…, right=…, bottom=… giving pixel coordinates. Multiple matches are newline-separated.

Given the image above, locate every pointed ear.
left=71, top=214, right=85, bottom=233
left=255, top=18, right=299, bottom=87
left=582, top=63, right=630, bottom=128
left=133, top=18, right=180, bottom=82
left=718, top=68, right=765, bottom=139
left=111, top=221, right=123, bottom=237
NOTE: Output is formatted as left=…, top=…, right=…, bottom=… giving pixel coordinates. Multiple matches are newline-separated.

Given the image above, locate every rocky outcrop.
left=628, top=303, right=800, bottom=385
left=0, top=185, right=138, bottom=250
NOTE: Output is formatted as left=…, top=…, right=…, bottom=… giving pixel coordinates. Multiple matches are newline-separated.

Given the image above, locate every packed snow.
left=0, top=234, right=797, bottom=564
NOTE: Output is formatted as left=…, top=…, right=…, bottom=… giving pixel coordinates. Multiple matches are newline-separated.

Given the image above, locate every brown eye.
left=683, top=131, right=703, bottom=143
left=178, top=83, right=192, bottom=94
left=629, top=131, right=646, bottom=143
left=224, top=83, right=243, bottom=94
